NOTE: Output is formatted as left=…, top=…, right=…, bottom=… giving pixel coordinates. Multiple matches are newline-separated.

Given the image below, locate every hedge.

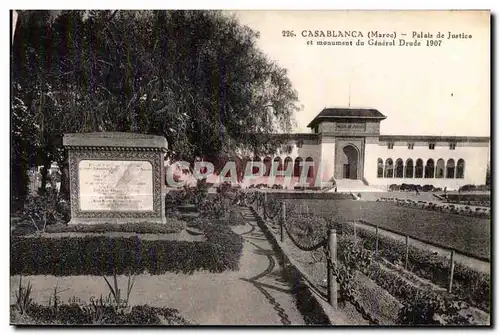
left=11, top=224, right=243, bottom=276
left=14, top=303, right=194, bottom=325
left=43, top=220, right=186, bottom=235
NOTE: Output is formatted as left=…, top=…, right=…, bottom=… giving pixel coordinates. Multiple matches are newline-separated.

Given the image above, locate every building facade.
left=250, top=108, right=489, bottom=190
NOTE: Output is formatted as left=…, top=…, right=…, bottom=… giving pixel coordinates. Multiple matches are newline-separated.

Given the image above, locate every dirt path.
left=10, top=220, right=306, bottom=325
left=353, top=221, right=490, bottom=274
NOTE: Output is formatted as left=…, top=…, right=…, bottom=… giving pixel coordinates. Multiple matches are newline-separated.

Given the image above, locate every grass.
left=283, top=199, right=490, bottom=260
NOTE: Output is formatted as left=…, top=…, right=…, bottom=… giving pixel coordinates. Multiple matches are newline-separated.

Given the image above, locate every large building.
left=250, top=108, right=490, bottom=191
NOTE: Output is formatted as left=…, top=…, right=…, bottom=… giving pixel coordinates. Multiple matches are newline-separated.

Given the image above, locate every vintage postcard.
left=10, top=10, right=490, bottom=326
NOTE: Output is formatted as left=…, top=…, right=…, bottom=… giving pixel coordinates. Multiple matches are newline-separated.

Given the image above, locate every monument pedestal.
left=63, top=132, right=168, bottom=225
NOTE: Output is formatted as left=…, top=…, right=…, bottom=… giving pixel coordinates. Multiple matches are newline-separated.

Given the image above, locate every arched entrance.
left=342, top=145, right=359, bottom=179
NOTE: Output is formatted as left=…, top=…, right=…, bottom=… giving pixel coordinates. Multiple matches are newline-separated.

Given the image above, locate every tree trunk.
left=59, top=162, right=70, bottom=200
left=40, top=160, right=51, bottom=194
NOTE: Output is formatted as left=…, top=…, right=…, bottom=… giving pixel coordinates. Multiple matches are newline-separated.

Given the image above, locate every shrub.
left=356, top=260, right=473, bottom=325
left=198, top=194, right=233, bottom=219
left=422, top=185, right=435, bottom=192
left=11, top=223, right=243, bottom=276
left=389, top=184, right=400, bottom=191
left=286, top=213, right=328, bottom=244
left=22, top=191, right=68, bottom=232
left=14, top=276, right=33, bottom=315
left=354, top=225, right=490, bottom=312
left=42, top=220, right=185, bottom=235
left=225, top=208, right=245, bottom=226
left=18, top=303, right=193, bottom=325
left=400, top=184, right=415, bottom=191
left=397, top=290, right=471, bottom=325
left=216, top=182, right=232, bottom=195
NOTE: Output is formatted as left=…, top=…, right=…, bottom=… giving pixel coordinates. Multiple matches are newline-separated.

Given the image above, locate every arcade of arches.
left=376, top=158, right=465, bottom=179
left=248, top=156, right=315, bottom=178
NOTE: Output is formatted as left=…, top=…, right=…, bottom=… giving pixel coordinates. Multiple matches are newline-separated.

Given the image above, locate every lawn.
left=283, top=199, right=490, bottom=260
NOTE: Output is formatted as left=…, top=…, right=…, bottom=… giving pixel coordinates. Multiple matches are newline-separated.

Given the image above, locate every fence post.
left=327, top=229, right=338, bottom=309
left=256, top=192, right=259, bottom=213
left=264, top=192, right=267, bottom=219
left=375, top=224, right=379, bottom=257
left=280, top=202, right=285, bottom=242
left=405, top=235, right=409, bottom=270
left=448, top=250, right=455, bottom=293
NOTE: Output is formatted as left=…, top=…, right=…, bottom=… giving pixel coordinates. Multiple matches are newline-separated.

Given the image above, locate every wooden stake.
left=327, top=229, right=338, bottom=309
left=448, top=250, right=456, bottom=293
left=264, top=192, right=267, bottom=219
left=280, top=202, right=285, bottom=242
left=405, top=235, right=409, bottom=270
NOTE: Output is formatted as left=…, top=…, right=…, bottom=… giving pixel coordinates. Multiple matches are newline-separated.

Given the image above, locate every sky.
left=232, top=10, right=490, bottom=137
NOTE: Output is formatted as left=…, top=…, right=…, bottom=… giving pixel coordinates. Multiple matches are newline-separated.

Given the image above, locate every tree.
left=11, top=10, right=299, bottom=201
left=486, top=162, right=490, bottom=186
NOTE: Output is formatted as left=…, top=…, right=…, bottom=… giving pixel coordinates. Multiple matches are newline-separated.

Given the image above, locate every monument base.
left=67, top=217, right=167, bottom=225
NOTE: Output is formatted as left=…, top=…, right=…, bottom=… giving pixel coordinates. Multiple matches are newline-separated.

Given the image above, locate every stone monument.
left=63, top=132, right=168, bottom=225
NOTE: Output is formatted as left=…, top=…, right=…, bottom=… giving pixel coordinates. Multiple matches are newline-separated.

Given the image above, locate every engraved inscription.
left=336, top=123, right=366, bottom=130
left=78, top=160, right=154, bottom=211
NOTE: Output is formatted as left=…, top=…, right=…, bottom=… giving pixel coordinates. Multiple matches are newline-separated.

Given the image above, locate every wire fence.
left=242, top=189, right=381, bottom=325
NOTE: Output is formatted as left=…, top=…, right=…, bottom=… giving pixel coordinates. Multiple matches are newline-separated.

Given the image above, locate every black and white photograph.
left=9, top=9, right=491, bottom=326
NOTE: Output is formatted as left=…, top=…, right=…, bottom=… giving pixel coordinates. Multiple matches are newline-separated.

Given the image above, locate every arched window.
left=263, top=157, right=272, bottom=177
left=384, top=159, right=394, bottom=178
left=436, top=159, right=445, bottom=178
left=273, top=157, right=283, bottom=172
left=284, top=157, right=293, bottom=173
left=446, top=159, right=456, bottom=179
left=425, top=159, right=435, bottom=178
left=456, top=159, right=465, bottom=179
left=294, top=157, right=303, bottom=177
left=252, top=156, right=261, bottom=174
left=236, top=156, right=249, bottom=182
left=241, top=156, right=251, bottom=175
left=377, top=158, right=383, bottom=178
left=305, top=157, right=314, bottom=178
left=415, top=159, right=423, bottom=178
left=395, top=159, right=404, bottom=178
left=405, top=159, right=414, bottom=178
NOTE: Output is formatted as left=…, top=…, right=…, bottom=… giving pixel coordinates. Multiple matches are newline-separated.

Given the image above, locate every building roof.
left=379, top=135, right=490, bottom=143
left=307, top=108, right=387, bottom=128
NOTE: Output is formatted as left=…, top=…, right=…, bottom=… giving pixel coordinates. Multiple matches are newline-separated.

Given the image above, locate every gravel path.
left=10, top=218, right=305, bottom=326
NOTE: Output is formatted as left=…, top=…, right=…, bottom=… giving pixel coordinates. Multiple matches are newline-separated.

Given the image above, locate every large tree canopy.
left=11, top=10, right=299, bottom=201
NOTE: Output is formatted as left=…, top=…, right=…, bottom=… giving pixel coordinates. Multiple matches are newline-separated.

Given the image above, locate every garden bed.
left=445, top=193, right=491, bottom=207
left=337, top=222, right=490, bottom=313
left=283, top=199, right=490, bottom=259
left=11, top=220, right=186, bottom=237
left=11, top=223, right=243, bottom=276
left=32, top=230, right=206, bottom=242
left=11, top=303, right=195, bottom=325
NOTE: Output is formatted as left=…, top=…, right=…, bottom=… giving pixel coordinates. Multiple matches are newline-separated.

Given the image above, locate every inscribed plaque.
left=78, top=160, right=154, bottom=211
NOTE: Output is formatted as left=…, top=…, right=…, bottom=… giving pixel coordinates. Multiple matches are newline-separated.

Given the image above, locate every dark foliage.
left=11, top=224, right=243, bottom=276
left=21, top=303, right=192, bottom=325
left=354, top=225, right=490, bottom=312
left=45, top=220, right=185, bottom=234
